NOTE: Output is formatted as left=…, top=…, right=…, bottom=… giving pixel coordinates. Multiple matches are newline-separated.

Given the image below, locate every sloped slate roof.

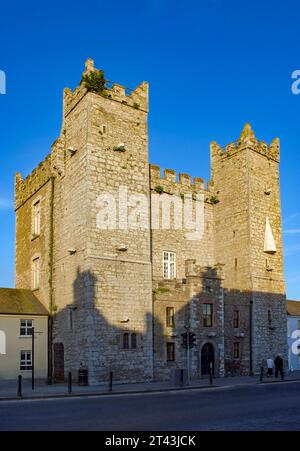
left=0, top=288, right=48, bottom=315
left=287, top=300, right=300, bottom=317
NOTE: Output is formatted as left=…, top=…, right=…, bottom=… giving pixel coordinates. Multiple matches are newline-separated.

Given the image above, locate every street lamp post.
left=32, top=327, right=35, bottom=390
left=31, top=327, right=43, bottom=390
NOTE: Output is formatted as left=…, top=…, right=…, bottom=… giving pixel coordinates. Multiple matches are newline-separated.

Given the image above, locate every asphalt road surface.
left=1, top=380, right=300, bottom=431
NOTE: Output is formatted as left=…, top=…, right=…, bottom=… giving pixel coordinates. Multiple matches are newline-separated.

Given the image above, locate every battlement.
left=15, top=153, right=53, bottom=209
left=149, top=164, right=214, bottom=195
left=210, top=123, right=280, bottom=163
left=63, top=58, right=149, bottom=117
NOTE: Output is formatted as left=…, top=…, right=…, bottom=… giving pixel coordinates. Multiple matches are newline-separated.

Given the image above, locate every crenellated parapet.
left=15, top=154, right=53, bottom=209
left=210, top=123, right=280, bottom=163
left=15, top=137, right=66, bottom=209
left=149, top=164, right=214, bottom=198
left=63, top=58, right=149, bottom=118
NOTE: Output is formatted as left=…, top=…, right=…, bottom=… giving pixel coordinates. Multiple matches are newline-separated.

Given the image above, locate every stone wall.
left=14, top=61, right=288, bottom=384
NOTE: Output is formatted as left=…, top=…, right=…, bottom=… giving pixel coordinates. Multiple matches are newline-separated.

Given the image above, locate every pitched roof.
left=0, top=288, right=49, bottom=316
left=287, top=300, right=300, bottom=317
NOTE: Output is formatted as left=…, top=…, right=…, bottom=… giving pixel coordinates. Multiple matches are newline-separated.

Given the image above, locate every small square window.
left=166, top=307, right=175, bottom=327
left=20, top=350, right=32, bottom=370
left=131, top=333, right=137, bottom=349
left=163, top=252, right=176, bottom=279
left=33, top=201, right=41, bottom=236
left=20, top=319, right=32, bottom=336
left=234, top=342, right=240, bottom=359
left=33, top=257, right=40, bottom=290
left=233, top=310, right=239, bottom=329
left=203, top=304, right=213, bottom=327
left=166, top=342, right=175, bottom=362
left=123, top=333, right=129, bottom=349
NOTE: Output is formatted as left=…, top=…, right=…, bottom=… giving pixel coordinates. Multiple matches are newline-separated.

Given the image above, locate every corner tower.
left=15, top=59, right=153, bottom=384
left=211, top=124, right=287, bottom=372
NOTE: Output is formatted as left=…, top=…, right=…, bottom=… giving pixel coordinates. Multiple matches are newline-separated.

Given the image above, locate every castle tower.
left=15, top=59, right=153, bottom=384
left=211, top=124, right=287, bottom=372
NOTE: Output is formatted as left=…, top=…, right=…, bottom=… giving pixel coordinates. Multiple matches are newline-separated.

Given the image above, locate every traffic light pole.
left=184, top=325, right=190, bottom=385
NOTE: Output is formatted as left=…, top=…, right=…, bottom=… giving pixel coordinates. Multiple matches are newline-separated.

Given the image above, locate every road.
left=0, top=381, right=300, bottom=431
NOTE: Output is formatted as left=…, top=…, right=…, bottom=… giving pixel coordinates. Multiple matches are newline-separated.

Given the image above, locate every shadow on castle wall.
left=51, top=266, right=288, bottom=385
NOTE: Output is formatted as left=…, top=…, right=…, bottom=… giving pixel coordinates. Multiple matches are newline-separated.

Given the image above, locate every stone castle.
left=14, top=59, right=287, bottom=384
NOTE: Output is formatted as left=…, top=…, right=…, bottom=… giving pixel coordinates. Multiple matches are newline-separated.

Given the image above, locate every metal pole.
left=68, top=372, right=72, bottom=393
left=31, top=327, right=35, bottom=390
left=209, top=362, right=213, bottom=385
left=17, top=375, right=22, bottom=398
left=260, top=365, right=264, bottom=382
left=187, top=328, right=190, bottom=385
left=109, top=371, right=113, bottom=392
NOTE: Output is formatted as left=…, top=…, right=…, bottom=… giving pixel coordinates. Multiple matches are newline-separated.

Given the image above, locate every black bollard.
left=180, top=369, right=184, bottom=387
left=109, top=371, right=113, bottom=392
left=68, top=372, right=72, bottom=393
left=260, top=366, right=264, bottom=382
left=17, top=375, right=22, bottom=398
left=209, top=363, right=213, bottom=385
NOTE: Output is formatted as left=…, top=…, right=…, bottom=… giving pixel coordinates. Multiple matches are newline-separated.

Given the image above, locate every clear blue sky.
left=1, top=0, right=300, bottom=298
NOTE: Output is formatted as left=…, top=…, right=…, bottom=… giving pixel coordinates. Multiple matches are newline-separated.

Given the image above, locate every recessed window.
left=166, top=342, right=175, bottom=362
left=131, top=333, right=137, bottom=349
left=20, top=319, right=32, bottom=336
left=203, top=304, right=213, bottom=327
left=33, top=200, right=41, bottom=236
left=163, top=251, right=176, bottom=279
left=20, top=350, right=32, bottom=370
left=102, top=124, right=107, bottom=134
left=123, top=333, right=129, bottom=349
left=234, top=342, right=240, bottom=359
left=166, top=307, right=175, bottom=327
left=268, top=310, right=272, bottom=324
left=234, top=258, right=238, bottom=269
left=32, top=257, right=40, bottom=290
left=233, top=310, right=239, bottom=329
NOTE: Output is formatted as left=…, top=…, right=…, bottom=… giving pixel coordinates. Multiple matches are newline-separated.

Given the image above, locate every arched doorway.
left=201, top=342, right=215, bottom=375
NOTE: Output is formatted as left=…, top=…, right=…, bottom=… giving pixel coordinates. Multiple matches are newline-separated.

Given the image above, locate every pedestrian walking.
left=266, top=357, right=274, bottom=377
left=274, top=354, right=284, bottom=380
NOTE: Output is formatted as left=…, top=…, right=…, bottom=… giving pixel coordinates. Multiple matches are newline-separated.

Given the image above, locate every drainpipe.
left=249, top=299, right=253, bottom=375
left=47, top=176, right=55, bottom=383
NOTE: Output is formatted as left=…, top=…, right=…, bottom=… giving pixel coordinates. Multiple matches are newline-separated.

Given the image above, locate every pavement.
left=1, top=379, right=300, bottom=430
left=1, top=371, right=300, bottom=401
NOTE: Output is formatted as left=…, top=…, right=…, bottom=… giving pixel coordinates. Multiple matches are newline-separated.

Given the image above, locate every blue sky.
left=0, top=0, right=300, bottom=298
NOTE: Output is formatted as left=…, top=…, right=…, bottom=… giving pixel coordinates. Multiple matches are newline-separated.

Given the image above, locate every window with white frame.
left=20, top=319, right=32, bottom=336
left=163, top=251, right=176, bottom=279
left=33, top=257, right=40, bottom=289
left=33, top=200, right=41, bottom=236
left=20, top=351, right=32, bottom=370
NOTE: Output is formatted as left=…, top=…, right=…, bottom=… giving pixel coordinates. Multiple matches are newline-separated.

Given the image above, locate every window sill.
left=19, top=336, right=32, bottom=339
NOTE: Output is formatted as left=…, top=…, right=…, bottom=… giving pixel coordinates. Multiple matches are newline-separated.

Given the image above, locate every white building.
left=0, top=288, right=48, bottom=380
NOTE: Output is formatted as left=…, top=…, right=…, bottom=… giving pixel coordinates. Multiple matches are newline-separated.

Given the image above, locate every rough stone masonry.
left=14, top=59, right=287, bottom=384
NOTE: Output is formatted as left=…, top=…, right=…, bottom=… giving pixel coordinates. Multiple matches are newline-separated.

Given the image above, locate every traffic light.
left=181, top=332, right=188, bottom=348
left=189, top=332, right=196, bottom=348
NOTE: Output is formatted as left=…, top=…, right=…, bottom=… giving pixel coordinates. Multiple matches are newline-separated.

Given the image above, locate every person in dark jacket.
left=274, top=354, right=284, bottom=380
